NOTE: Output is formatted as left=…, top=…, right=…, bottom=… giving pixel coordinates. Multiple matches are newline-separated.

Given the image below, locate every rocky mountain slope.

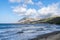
left=18, top=16, right=60, bottom=24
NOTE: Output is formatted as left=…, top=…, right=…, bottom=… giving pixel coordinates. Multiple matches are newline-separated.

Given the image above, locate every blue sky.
left=0, top=0, right=60, bottom=23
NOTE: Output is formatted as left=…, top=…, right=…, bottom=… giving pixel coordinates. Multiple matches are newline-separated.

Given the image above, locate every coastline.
left=31, top=31, right=60, bottom=40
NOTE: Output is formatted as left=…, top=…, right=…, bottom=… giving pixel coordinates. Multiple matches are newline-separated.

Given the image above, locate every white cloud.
left=9, top=0, right=34, bottom=4
left=13, top=6, right=37, bottom=16
left=24, top=0, right=34, bottom=4
left=38, top=3, right=60, bottom=17
left=13, top=6, right=26, bottom=15
left=26, top=8, right=37, bottom=15
left=9, top=0, right=21, bottom=3
left=11, top=1, right=60, bottom=19
left=9, top=0, right=43, bottom=7
left=35, top=1, right=44, bottom=8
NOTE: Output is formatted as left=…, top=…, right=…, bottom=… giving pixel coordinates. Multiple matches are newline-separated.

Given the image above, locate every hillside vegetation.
left=44, top=16, right=60, bottom=24
left=18, top=16, right=60, bottom=24
left=31, top=16, right=60, bottom=24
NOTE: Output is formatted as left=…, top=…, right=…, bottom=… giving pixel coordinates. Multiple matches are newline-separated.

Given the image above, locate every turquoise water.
left=0, top=24, right=60, bottom=40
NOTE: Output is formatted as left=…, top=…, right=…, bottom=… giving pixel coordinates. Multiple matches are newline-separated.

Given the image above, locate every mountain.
left=31, top=16, right=60, bottom=24
left=18, top=16, right=60, bottom=24
left=18, top=17, right=40, bottom=24
left=45, top=16, right=60, bottom=24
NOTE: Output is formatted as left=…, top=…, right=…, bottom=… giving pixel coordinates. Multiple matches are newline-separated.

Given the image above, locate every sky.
left=0, top=0, right=60, bottom=23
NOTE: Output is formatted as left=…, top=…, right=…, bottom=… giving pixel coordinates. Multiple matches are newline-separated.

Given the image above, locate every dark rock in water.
left=31, top=31, right=60, bottom=40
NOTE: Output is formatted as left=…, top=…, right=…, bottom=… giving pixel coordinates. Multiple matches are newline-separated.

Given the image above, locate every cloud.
left=26, top=8, right=37, bottom=15
left=13, top=6, right=26, bottom=15
left=9, top=0, right=43, bottom=8
left=35, top=1, right=44, bottom=8
left=12, top=2, right=60, bottom=18
left=24, top=0, right=34, bottom=4
left=9, top=0, right=21, bottom=3
left=12, top=6, right=37, bottom=16
left=12, top=6, right=41, bottom=18
left=38, top=3, right=60, bottom=18
left=10, top=0, right=60, bottom=19
left=9, top=0, right=34, bottom=4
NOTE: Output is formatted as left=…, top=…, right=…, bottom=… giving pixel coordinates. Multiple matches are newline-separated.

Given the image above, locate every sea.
left=0, top=23, right=60, bottom=40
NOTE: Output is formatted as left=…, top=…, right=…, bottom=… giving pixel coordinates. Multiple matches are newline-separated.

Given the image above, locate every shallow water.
left=0, top=24, right=60, bottom=40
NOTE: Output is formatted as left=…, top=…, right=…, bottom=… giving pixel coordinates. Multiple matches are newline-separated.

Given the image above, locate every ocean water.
left=0, top=24, right=60, bottom=40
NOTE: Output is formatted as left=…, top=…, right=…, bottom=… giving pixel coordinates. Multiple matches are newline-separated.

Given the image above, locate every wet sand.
left=31, top=31, right=60, bottom=40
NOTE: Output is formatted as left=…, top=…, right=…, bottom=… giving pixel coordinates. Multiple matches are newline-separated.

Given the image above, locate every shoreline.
left=31, top=31, right=60, bottom=40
